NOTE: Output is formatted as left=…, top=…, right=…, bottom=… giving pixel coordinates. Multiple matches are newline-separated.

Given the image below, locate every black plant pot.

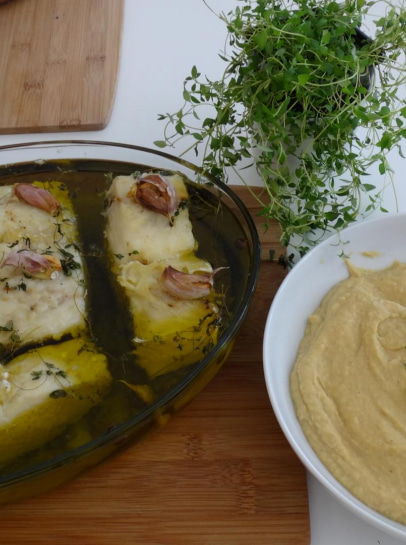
left=353, top=27, right=376, bottom=91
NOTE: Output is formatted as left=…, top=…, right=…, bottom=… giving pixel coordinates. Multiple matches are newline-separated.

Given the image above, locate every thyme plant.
left=155, top=0, right=406, bottom=254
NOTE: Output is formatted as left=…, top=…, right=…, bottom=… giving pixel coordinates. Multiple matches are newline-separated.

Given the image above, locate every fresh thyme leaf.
left=59, top=249, right=81, bottom=275
left=115, top=250, right=139, bottom=259
left=49, top=389, right=67, bottom=399
left=55, top=222, right=63, bottom=236
left=0, top=321, right=14, bottom=332
left=65, top=242, right=81, bottom=252
left=32, top=362, right=68, bottom=382
left=58, top=248, right=74, bottom=259
left=10, top=331, right=21, bottom=344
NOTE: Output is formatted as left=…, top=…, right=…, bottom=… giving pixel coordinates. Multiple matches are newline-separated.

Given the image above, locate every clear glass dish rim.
left=0, top=139, right=261, bottom=488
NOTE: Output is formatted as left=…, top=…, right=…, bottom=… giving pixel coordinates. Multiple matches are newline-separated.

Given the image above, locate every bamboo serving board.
left=0, top=187, right=310, bottom=545
left=0, top=0, right=124, bottom=133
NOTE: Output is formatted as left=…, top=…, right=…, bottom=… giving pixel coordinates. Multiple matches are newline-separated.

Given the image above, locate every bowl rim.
left=0, top=139, right=262, bottom=489
left=263, top=212, right=406, bottom=540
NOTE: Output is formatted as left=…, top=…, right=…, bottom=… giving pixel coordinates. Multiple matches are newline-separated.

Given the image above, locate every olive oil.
left=0, top=159, right=254, bottom=479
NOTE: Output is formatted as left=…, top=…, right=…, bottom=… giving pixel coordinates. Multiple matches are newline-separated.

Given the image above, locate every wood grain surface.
left=0, top=0, right=123, bottom=133
left=0, top=187, right=310, bottom=545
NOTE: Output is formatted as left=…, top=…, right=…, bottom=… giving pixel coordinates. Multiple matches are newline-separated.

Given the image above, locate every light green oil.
left=0, top=160, right=254, bottom=480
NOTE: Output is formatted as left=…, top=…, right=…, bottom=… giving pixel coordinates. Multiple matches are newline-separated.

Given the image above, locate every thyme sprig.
left=31, top=361, right=67, bottom=382
left=155, top=0, right=406, bottom=254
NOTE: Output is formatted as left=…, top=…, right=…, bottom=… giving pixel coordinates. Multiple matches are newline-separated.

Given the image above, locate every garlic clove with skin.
left=14, top=183, right=61, bottom=214
left=1, top=250, right=62, bottom=279
left=160, top=266, right=227, bottom=300
left=127, top=174, right=179, bottom=217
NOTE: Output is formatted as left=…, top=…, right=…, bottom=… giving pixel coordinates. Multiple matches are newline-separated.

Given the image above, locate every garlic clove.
left=160, top=266, right=226, bottom=300
left=1, top=250, right=62, bottom=279
left=128, top=174, right=179, bottom=217
left=14, top=183, right=61, bottom=214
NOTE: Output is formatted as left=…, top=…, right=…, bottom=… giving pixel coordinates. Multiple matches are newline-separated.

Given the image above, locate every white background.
left=1, top=1, right=406, bottom=543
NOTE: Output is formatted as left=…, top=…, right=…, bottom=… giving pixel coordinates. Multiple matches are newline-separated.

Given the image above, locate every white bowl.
left=263, top=213, right=406, bottom=540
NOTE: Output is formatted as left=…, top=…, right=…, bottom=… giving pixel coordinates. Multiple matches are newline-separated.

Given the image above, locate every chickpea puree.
left=290, top=260, right=406, bottom=524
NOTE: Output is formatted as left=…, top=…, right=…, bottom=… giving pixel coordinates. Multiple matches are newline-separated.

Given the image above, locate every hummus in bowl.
left=263, top=213, right=406, bottom=540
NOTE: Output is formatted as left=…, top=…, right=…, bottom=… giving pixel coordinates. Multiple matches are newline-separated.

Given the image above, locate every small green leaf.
left=10, top=331, right=21, bottom=343
left=31, top=371, right=43, bottom=381
left=175, top=121, right=184, bottom=135
left=297, top=73, right=310, bottom=86
left=255, top=30, right=268, bottom=50
left=154, top=140, right=167, bottom=149
left=321, top=30, right=331, bottom=45
left=380, top=106, right=391, bottom=117
left=362, top=184, right=376, bottom=191
left=354, top=106, right=370, bottom=124
left=379, top=132, right=392, bottom=150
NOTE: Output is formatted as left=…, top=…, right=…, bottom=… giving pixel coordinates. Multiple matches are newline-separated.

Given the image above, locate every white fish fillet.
left=0, top=182, right=86, bottom=353
left=105, top=173, right=221, bottom=376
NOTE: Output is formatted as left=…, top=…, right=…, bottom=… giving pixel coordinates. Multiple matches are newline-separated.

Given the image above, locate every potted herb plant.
left=155, top=0, right=406, bottom=256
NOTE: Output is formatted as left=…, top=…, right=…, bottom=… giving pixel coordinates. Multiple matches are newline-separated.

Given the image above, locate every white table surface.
left=1, top=1, right=406, bottom=543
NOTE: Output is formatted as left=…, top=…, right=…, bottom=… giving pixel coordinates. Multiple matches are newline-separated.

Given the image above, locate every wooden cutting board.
left=0, top=187, right=310, bottom=545
left=0, top=0, right=124, bottom=133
